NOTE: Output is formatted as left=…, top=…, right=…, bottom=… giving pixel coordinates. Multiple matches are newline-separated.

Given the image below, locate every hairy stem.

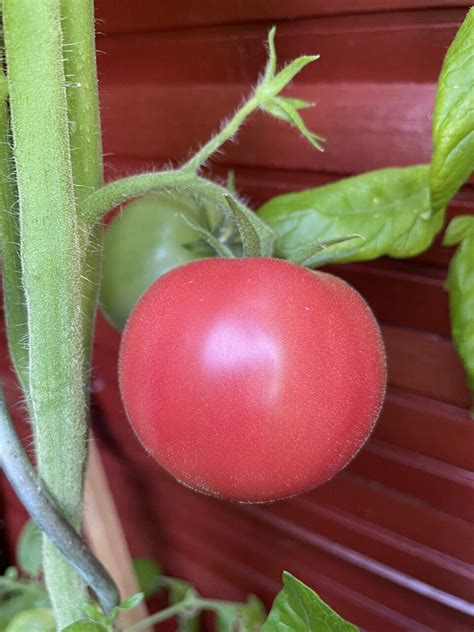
left=3, top=0, right=88, bottom=624
left=0, top=389, right=120, bottom=614
left=79, top=170, right=197, bottom=225
left=0, top=68, right=28, bottom=391
left=181, top=96, right=257, bottom=173
left=61, top=0, right=104, bottom=394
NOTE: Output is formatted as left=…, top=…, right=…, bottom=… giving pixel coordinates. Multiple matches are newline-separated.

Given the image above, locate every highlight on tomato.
left=119, top=257, right=386, bottom=503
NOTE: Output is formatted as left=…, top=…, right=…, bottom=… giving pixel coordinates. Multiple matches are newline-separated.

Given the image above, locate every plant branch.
left=125, top=596, right=254, bottom=632
left=78, top=27, right=321, bottom=242
left=125, top=601, right=194, bottom=631
left=79, top=170, right=197, bottom=225
left=180, top=26, right=322, bottom=172
left=0, top=389, right=120, bottom=615
left=3, top=0, right=88, bottom=624
left=181, top=96, right=258, bottom=173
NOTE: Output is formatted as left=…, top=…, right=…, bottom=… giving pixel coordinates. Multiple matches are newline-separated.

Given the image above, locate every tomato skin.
left=119, top=258, right=386, bottom=503
left=101, top=194, right=205, bottom=330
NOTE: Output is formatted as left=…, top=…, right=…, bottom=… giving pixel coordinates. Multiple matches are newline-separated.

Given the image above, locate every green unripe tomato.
left=100, top=193, right=206, bottom=330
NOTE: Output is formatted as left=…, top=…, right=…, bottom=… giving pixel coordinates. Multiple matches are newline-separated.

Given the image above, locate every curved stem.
left=0, top=389, right=120, bottom=614
left=79, top=170, right=197, bottom=226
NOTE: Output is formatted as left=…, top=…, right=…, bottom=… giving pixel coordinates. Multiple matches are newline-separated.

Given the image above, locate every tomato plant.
left=0, top=3, right=470, bottom=630
left=119, top=258, right=386, bottom=502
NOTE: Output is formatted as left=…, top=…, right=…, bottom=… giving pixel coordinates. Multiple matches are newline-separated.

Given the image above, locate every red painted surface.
left=1, top=3, right=473, bottom=631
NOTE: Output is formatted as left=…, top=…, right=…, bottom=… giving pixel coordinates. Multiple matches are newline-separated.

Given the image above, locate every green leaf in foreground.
left=132, top=558, right=163, bottom=599
left=0, top=578, right=49, bottom=629
left=262, top=572, right=358, bottom=631
left=443, top=215, right=474, bottom=398
left=5, top=608, right=55, bottom=632
left=17, top=520, right=42, bottom=578
left=430, top=8, right=474, bottom=215
left=258, top=165, right=443, bottom=266
left=119, top=592, right=144, bottom=611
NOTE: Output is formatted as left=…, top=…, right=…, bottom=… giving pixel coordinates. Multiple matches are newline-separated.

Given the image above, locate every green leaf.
left=279, top=97, right=313, bottom=110
left=132, top=558, right=163, bottom=599
left=262, top=572, right=358, bottom=631
left=258, top=165, right=444, bottom=266
left=169, top=580, right=201, bottom=632
left=62, top=621, right=108, bottom=632
left=0, top=582, right=49, bottom=629
left=215, top=604, right=242, bottom=631
left=266, top=55, right=319, bottom=99
left=262, top=97, right=324, bottom=151
left=443, top=214, right=474, bottom=246
left=257, top=27, right=323, bottom=153
left=17, top=520, right=42, bottom=578
left=179, top=213, right=236, bottom=258
left=288, top=235, right=364, bottom=267
left=430, top=8, right=474, bottom=214
left=103, top=607, right=119, bottom=625
left=119, top=592, right=144, bottom=610
left=261, top=27, right=318, bottom=94
left=5, top=608, right=55, bottom=632
left=81, top=602, right=103, bottom=622
left=216, top=595, right=266, bottom=631
left=263, top=26, right=277, bottom=82
left=224, top=195, right=274, bottom=258
left=242, top=595, right=267, bottom=630
left=445, top=217, right=474, bottom=396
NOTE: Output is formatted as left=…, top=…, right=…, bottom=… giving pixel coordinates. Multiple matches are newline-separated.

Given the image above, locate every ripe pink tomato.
left=119, top=258, right=386, bottom=502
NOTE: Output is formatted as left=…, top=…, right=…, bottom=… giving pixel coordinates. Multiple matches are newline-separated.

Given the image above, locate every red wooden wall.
left=1, top=2, right=473, bottom=631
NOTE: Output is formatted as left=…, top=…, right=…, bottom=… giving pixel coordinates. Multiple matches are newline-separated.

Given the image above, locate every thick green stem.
left=0, top=69, right=28, bottom=391
left=61, top=0, right=104, bottom=391
left=3, top=0, right=88, bottom=625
